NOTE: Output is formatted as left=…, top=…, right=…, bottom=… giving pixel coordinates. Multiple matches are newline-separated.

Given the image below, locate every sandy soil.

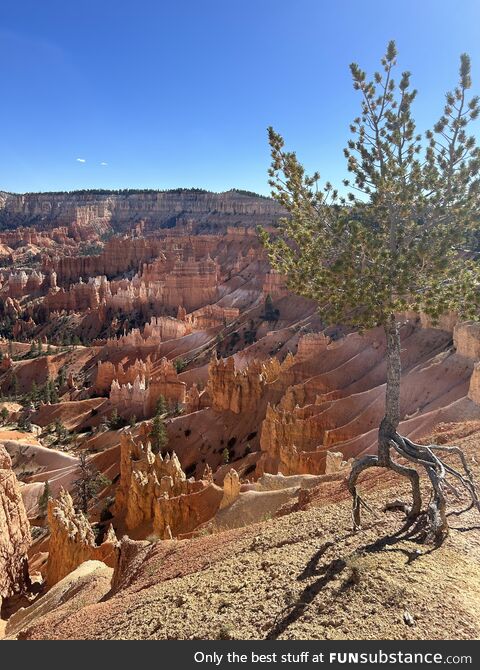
left=5, top=426, right=480, bottom=640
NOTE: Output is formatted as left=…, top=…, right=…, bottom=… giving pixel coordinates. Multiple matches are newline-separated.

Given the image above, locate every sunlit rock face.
left=2, top=184, right=480, bottom=610
left=454, top=321, right=480, bottom=360
left=46, top=489, right=118, bottom=587
left=0, top=445, right=31, bottom=606
left=468, top=362, right=480, bottom=405
left=113, top=431, right=223, bottom=539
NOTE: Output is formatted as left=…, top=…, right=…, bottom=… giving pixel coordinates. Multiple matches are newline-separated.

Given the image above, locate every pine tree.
left=155, top=395, right=168, bottom=416
left=150, top=411, right=168, bottom=455
left=58, top=367, right=66, bottom=388
left=30, top=380, right=38, bottom=404
left=49, top=379, right=59, bottom=404
left=43, top=380, right=51, bottom=404
left=0, top=406, right=9, bottom=425
left=72, top=452, right=111, bottom=514
left=263, top=294, right=279, bottom=321
left=260, top=43, right=480, bottom=539
left=54, top=419, right=68, bottom=441
left=108, top=408, right=122, bottom=429
left=38, top=480, right=51, bottom=517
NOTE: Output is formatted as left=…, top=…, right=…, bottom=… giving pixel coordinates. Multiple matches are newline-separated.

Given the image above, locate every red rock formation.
left=46, top=236, right=165, bottom=285
left=44, top=276, right=107, bottom=312
left=454, top=321, right=480, bottom=359
left=109, top=377, right=147, bottom=418
left=2, top=190, right=282, bottom=237
left=95, top=358, right=152, bottom=394
left=143, top=315, right=190, bottom=340
left=108, top=357, right=186, bottom=418
left=468, top=363, right=480, bottom=405
left=185, top=383, right=202, bottom=413
left=263, top=270, right=289, bottom=298
left=206, top=354, right=294, bottom=414
left=295, top=332, right=330, bottom=362
left=105, top=316, right=190, bottom=351
left=186, top=304, right=239, bottom=330
left=6, top=271, right=28, bottom=298
left=113, top=432, right=222, bottom=539
left=145, top=357, right=187, bottom=413
left=220, top=469, right=241, bottom=509
left=46, top=489, right=119, bottom=587
left=0, top=445, right=31, bottom=606
left=141, top=255, right=220, bottom=311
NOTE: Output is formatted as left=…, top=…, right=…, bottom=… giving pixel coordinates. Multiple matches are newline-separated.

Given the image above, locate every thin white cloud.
left=76, top=158, right=86, bottom=163
left=100, top=161, right=108, bottom=166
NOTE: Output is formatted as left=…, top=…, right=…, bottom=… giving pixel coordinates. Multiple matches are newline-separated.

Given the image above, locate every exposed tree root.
left=348, top=430, right=480, bottom=542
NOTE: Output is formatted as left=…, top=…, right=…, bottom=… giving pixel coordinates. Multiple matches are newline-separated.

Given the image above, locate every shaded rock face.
left=0, top=445, right=31, bottom=606
left=113, top=431, right=223, bottom=539
left=47, top=490, right=118, bottom=587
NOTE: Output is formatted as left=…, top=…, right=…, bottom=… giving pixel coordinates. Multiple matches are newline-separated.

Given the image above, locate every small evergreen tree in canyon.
left=73, top=452, right=111, bottom=514
left=37, top=480, right=51, bottom=518
left=150, top=407, right=168, bottom=455
left=261, top=42, right=480, bottom=539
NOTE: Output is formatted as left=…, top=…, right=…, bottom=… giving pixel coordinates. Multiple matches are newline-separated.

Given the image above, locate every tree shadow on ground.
left=265, top=514, right=446, bottom=640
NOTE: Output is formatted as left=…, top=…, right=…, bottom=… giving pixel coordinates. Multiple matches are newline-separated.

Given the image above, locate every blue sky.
left=1, top=0, right=479, bottom=194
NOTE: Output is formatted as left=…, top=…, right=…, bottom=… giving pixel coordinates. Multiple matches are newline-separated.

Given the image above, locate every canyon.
left=0, top=188, right=479, bottom=640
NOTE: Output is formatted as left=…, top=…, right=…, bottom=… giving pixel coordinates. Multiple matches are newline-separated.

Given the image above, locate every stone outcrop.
left=144, top=357, right=187, bottom=414
left=220, top=469, right=241, bottom=509
left=206, top=354, right=294, bottom=415
left=143, top=315, right=190, bottom=340
left=110, top=376, right=148, bottom=419
left=256, top=403, right=330, bottom=476
left=0, top=445, right=31, bottom=606
left=108, top=357, right=186, bottom=418
left=47, top=489, right=119, bottom=587
left=419, top=311, right=458, bottom=333
left=45, top=237, right=165, bottom=286
left=468, top=362, right=480, bottom=405
left=95, top=358, right=152, bottom=394
left=324, top=450, right=350, bottom=474
left=454, top=321, right=480, bottom=360
left=113, top=432, right=223, bottom=539
left=185, top=304, right=239, bottom=330
left=262, top=270, right=289, bottom=298
left=1, top=189, right=282, bottom=238
left=295, top=332, right=331, bottom=363
left=185, top=383, right=203, bottom=413
left=141, top=255, right=220, bottom=312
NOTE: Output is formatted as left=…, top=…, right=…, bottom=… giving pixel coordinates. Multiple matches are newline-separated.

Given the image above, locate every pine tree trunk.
left=349, top=316, right=480, bottom=536
left=378, top=316, right=401, bottom=465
